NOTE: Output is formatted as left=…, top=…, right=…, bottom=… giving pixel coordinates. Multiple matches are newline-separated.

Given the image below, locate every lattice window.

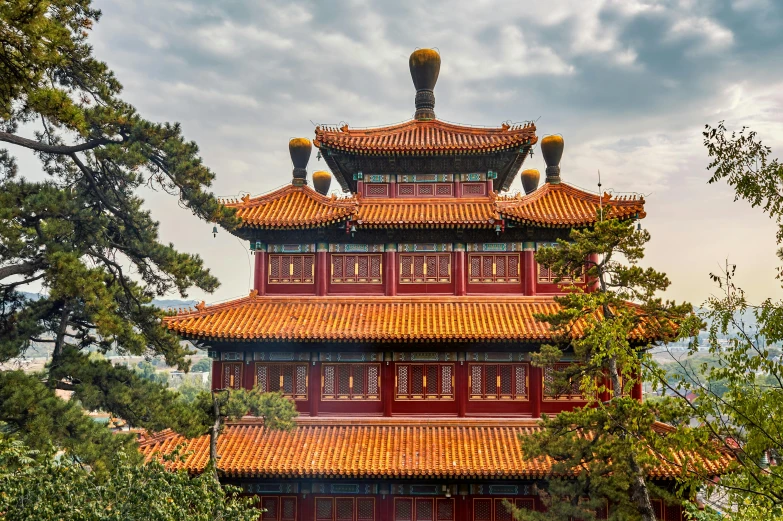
left=435, top=183, right=453, bottom=196
left=255, top=363, right=308, bottom=399
left=393, top=499, right=451, bottom=521
left=436, top=499, right=454, bottom=521
left=473, top=498, right=534, bottom=521
left=331, top=254, right=383, bottom=283
left=315, top=498, right=375, bottom=521
left=462, top=182, right=486, bottom=196
left=395, top=499, right=413, bottom=521
left=474, top=499, right=492, bottom=521
left=365, top=183, right=389, bottom=197
left=398, top=184, right=416, bottom=196
left=322, top=364, right=381, bottom=400
left=399, top=254, right=451, bottom=283
left=258, top=496, right=297, bottom=521
left=468, top=254, right=521, bottom=283
left=664, top=504, right=681, bottom=521
left=537, top=262, right=584, bottom=284
left=418, top=184, right=434, bottom=196
left=222, top=362, right=243, bottom=390
left=269, top=254, right=315, bottom=284
left=469, top=364, right=528, bottom=400
left=396, top=364, right=454, bottom=400
left=317, top=498, right=335, bottom=521
left=543, top=363, right=583, bottom=400
left=651, top=500, right=663, bottom=521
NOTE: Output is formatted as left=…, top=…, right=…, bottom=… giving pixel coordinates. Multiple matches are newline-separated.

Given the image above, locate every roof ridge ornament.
left=541, top=135, right=564, bottom=184
left=289, top=138, right=312, bottom=187
left=409, top=49, right=440, bottom=120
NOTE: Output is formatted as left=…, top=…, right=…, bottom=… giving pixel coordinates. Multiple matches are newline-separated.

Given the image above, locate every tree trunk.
left=209, top=391, right=221, bottom=481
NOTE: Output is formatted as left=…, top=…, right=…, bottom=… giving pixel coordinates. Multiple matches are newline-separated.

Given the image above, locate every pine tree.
left=514, top=216, right=711, bottom=521
left=0, top=0, right=237, bottom=467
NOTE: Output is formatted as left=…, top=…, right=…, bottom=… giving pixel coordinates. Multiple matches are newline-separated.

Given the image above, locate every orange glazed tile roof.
left=355, top=197, right=498, bottom=228
left=222, top=183, right=645, bottom=230
left=163, top=295, right=655, bottom=343
left=498, top=184, right=646, bottom=227
left=221, top=184, right=357, bottom=229
left=139, top=418, right=733, bottom=480
left=314, top=120, right=537, bottom=155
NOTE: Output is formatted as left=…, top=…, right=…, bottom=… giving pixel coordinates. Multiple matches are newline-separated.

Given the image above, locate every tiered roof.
left=222, top=183, right=645, bottom=230
left=139, top=418, right=733, bottom=480
left=314, top=120, right=536, bottom=156
left=163, top=295, right=658, bottom=343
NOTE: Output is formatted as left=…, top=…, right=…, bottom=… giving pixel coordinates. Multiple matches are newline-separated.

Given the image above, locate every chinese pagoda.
left=141, top=49, right=724, bottom=521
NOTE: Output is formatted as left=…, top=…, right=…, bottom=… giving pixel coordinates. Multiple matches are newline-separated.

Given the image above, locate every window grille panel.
left=281, top=497, right=297, bottom=521
left=255, top=363, right=308, bottom=399
left=269, top=254, right=315, bottom=284
left=418, top=184, right=434, bottom=196
left=515, top=499, right=535, bottom=511
left=336, top=498, right=354, bottom=521
left=494, top=499, right=513, bottom=521
left=316, top=498, right=334, bottom=521
left=474, top=499, right=492, bottom=521
left=397, top=364, right=453, bottom=400
left=468, top=253, right=521, bottom=283
left=331, top=254, right=383, bottom=284
left=400, top=254, right=450, bottom=283
left=338, top=365, right=351, bottom=395
left=543, top=363, right=584, bottom=400
left=415, top=499, right=434, bottom=521
left=398, top=184, right=415, bottom=196
left=322, top=364, right=381, bottom=400
left=395, top=499, right=414, bottom=521
left=370, top=256, right=382, bottom=279
left=436, top=499, right=454, bottom=521
left=262, top=497, right=278, bottom=520
left=357, top=498, right=375, bottom=521
left=222, top=362, right=243, bottom=390
left=469, top=363, right=529, bottom=400
left=537, top=261, right=584, bottom=284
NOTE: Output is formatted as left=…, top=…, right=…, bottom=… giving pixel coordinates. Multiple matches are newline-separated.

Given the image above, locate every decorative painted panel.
left=395, top=363, right=454, bottom=400
left=394, top=352, right=455, bottom=362
left=221, top=362, right=242, bottom=390
left=466, top=243, right=523, bottom=252
left=268, top=254, right=315, bottom=284
left=254, top=363, right=308, bottom=400
left=543, top=363, right=584, bottom=401
left=467, top=352, right=526, bottom=362
left=468, top=363, right=529, bottom=400
left=253, top=352, right=309, bottom=361
left=331, top=254, right=383, bottom=283
left=467, top=253, right=521, bottom=283
left=321, top=363, right=381, bottom=400
left=221, top=351, right=243, bottom=361
left=399, top=174, right=454, bottom=183
left=268, top=244, right=316, bottom=253
left=398, top=243, right=453, bottom=252
left=459, top=172, right=487, bottom=182
left=365, top=174, right=392, bottom=183
left=329, top=244, right=385, bottom=253
left=319, top=352, right=382, bottom=362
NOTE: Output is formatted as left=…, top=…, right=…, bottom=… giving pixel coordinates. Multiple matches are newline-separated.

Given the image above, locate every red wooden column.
left=253, top=243, right=267, bottom=295
left=244, top=357, right=255, bottom=390
left=300, top=492, right=314, bottom=521
left=522, top=241, right=536, bottom=296
left=211, top=360, right=222, bottom=391
left=383, top=353, right=393, bottom=417
left=454, top=178, right=462, bottom=198
left=316, top=243, right=329, bottom=296
left=632, top=374, right=643, bottom=402
left=389, top=176, right=397, bottom=198
left=385, top=244, right=397, bottom=296
left=486, top=179, right=494, bottom=195
left=457, top=354, right=467, bottom=417
left=357, top=179, right=364, bottom=196
left=530, top=365, right=542, bottom=418
left=309, top=356, right=320, bottom=417
left=454, top=243, right=466, bottom=296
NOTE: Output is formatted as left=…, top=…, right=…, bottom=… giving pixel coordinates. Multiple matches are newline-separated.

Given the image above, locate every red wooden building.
left=141, top=50, right=726, bottom=521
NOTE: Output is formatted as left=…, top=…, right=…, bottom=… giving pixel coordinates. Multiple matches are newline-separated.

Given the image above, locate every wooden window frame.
left=254, top=362, right=308, bottom=400
left=268, top=254, right=315, bottom=284
left=259, top=496, right=297, bottom=521
left=315, top=497, right=376, bottom=521
left=472, top=498, right=534, bottom=521
left=322, top=363, right=381, bottom=401
left=395, top=363, right=455, bottom=400
left=468, top=363, right=529, bottom=401
left=394, top=498, right=454, bottom=521
left=542, top=363, right=584, bottom=401
left=537, top=261, right=584, bottom=284
left=467, top=253, right=521, bottom=284
left=330, top=254, right=383, bottom=284
left=221, top=362, right=243, bottom=390
left=399, top=253, right=451, bottom=284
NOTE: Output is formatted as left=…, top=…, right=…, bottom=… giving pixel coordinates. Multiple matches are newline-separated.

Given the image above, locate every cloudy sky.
left=42, top=0, right=783, bottom=305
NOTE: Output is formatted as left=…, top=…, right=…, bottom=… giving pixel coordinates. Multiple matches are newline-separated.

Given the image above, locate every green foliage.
left=515, top=216, right=711, bottom=521
left=135, top=360, right=170, bottom=386
left=0, top=434, right=261, bottom=521
left=190, top=358, right=211, bottom=373
left=0, top=0, right=238, bottom=468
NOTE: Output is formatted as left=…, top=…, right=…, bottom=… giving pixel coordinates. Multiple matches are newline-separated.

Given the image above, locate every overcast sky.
left=26, top=0, right=783, bottom=305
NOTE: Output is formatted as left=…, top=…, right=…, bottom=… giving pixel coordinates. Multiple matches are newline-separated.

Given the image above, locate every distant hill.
left=18, top=292, right=196, bottom=310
